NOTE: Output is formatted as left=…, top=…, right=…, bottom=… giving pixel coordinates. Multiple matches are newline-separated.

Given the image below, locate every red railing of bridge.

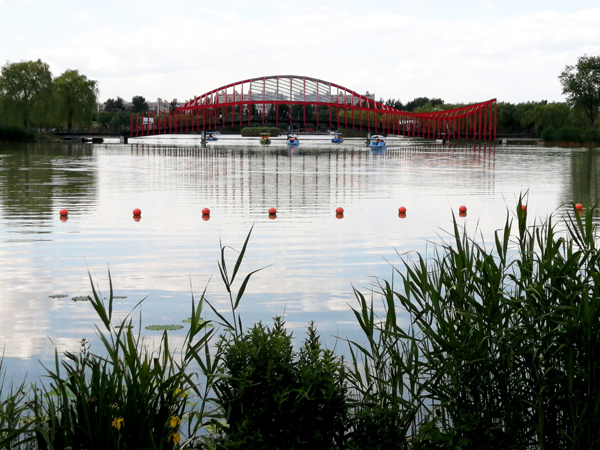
left=131, top=75, right=496, bottom=141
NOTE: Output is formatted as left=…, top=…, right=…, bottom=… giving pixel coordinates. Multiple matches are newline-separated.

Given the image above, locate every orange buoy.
left=60, top=215, right=68, bottom=222
left=336, top=207, right=344, bottom=214
left=202, top=207, right=210, bottom=215
left=459, top=211, right=467, bottom=218
left=269, top=207, right=277, bottom=214
left=133, top=215, right=141, bottom=222
left=398, top=212, right=406, bottom=219
left=575, top=203, right=583, bottom=210
left=336, top=213, right=344, bottom=220
left=398, top=206, right=406, bottom=214
left=59, top=208, right=68, bottom=216
left=133, top=208, right=141, bottom=216
left=458, top=205, right=467, bottom=213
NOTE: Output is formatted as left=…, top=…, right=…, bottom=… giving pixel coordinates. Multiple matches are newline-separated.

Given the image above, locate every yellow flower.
left=174, top=388, right=187, bottom=398
left=112, top=417, right=124, bottom=430
left=169, top=416, right=182, bottom=428
left=168, top=432, right=181, bottom=445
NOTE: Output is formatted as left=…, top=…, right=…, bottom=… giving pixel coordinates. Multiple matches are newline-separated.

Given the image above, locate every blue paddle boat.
left=369, top=135, right=387, bottom=150
left=331, top=132, right=343, bottom=143
left=206, top=132, right=218, bottom=141
left=287, top=134, right=299, bottom=146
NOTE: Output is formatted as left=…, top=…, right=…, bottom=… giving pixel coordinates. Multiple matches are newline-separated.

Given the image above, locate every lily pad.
left=49, top=294, right=68, bottom=299
left=145, top=325, right=184, bottom=331
left=72, top=296, right=92, bottom=302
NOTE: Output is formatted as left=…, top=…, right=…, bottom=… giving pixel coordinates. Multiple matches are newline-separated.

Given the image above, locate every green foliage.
left=213, top=318, right=348, bottom=449
left=0, top=358, right=34, bottom=449
left=32, top=271, right=216, bottom=449
left=104, top=97, right=126, bottom=112
left=0, top=124, right=32, bottom=142
left=240, top=126, right=281, bottom=137
left=97, top=111, right=133, bottom=132
left=0, top=59, right=53, bottom=131
left=131, top=95, right=149, bottom=113
left=53, top=69, right=98, bottom=132
left=559, top=54, right=600, bottom=128
left=381, top=200, right=600, bottom=449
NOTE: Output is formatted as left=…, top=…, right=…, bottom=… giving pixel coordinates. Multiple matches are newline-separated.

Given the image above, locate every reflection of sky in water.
left=0, top=139, right=596, bottom=381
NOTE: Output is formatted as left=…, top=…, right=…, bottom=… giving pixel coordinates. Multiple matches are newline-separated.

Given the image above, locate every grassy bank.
left=2, top=201, right=600, bottom=449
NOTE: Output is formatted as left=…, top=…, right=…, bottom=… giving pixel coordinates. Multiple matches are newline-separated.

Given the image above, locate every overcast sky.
left=1, top=0, right=599, bottom=106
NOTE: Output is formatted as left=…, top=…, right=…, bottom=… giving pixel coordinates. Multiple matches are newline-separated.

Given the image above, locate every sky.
left=1, top=0, right=599, bottom=106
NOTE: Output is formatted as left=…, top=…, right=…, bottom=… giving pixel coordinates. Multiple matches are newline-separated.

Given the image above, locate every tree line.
left=1, top=56, right=599, bottom=141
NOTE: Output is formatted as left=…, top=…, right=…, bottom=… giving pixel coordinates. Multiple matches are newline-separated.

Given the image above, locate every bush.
left=240, top=126, right=280, bottom=137
left=213, top=318, right=348, bottom=449
left=0, top=124, right=32, bottom=142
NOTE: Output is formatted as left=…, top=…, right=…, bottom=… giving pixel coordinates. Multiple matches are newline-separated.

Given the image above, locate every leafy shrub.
left=240, top=126, right=280, bottom=137
left=212, top=317, right=348, bottom=449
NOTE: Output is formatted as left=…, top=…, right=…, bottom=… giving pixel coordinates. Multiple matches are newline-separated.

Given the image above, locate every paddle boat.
left=287, top=134, right=299, bottom=146
left=206, top=131, right=218, bottom=141
left=260, top=132, right=271, bottom=144
left=331, top=132, right=343, bottom=143
left=369, top=135, right=387, bottom=150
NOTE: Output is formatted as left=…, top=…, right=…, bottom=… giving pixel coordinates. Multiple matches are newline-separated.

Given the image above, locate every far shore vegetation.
left=2, top=56, right=600, bottom=146
left=2, top=200, right=600, bottom=449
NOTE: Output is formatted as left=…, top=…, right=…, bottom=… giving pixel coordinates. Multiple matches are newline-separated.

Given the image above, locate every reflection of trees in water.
left=0, top=143, right=97, bottom=221
left=568, top=149, right=600, bottom=219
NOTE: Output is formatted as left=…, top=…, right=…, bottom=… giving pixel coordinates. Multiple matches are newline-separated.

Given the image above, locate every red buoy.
left=336, top=207, right=344, bottom=214
left=202, top=207, right=210, bottom=215
left=59, top=208, right=68, bottom=216
left=575, top=203, right=583, bottom=210
left=458, top=205, right=467, bottom=213
left=133, top=208, right=141, bottom=216
left=336, top=213, right=344, bottom=220
left=398, top=206, right=406, bottom=214
left=398, top=212, right=406, bottom=219
left=269, top=207, right=277, bottom=214
left=459, top=211, right=467, bottom=218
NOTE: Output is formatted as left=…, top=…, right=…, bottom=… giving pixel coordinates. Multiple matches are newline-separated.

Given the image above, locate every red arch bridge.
left=131, top=75, right=497, bottom=140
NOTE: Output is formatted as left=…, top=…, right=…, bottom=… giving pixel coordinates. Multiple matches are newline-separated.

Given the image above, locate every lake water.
left=1, top=135, right=599, bottom=381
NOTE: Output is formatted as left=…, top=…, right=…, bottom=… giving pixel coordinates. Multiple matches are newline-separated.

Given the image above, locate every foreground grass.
left=1, top=201, right=600, bottom=449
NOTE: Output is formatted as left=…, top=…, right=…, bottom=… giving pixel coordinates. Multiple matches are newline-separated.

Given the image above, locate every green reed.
left=348, top=199, right=600, bottom=449
left=31, top=270, right=216, bottom=449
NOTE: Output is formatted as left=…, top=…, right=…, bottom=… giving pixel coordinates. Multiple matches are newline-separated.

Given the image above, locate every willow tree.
left=0, top=59, right=53, bottom=131
left=559, top=55, right=600, bottom=129
left=53, top=69, right=98, bottom=132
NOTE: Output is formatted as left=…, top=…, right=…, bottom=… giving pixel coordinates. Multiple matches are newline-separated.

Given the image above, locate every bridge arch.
left=132, top=75, right=496, bottom=140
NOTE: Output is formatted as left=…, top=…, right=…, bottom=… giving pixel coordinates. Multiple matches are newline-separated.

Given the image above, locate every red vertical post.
left=478, top=107, right=482, bottom=140
left=494, top=100, right=497, bottom=141
left=483, top=105, right=487, bottom=140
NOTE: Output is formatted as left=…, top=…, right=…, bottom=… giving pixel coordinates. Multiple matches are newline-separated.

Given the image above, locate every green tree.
left=53, top=69, right=98, bottom=132
left=0, top=59, right=53, bottom=131
left=131, top=95, right=149, bottom=113
left=559, top=55, right=600, bottom=128
left=104, top=96, right=125, bottom=111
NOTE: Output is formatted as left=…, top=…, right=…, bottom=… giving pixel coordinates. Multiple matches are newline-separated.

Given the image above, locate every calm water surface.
left=1, top=136, right=599, bottom=380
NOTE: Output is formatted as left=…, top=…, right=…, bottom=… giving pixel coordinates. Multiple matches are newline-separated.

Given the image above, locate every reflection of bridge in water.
left=129, top=144, right=496, bottom=212
left=131, top=75, right=497, bottom=141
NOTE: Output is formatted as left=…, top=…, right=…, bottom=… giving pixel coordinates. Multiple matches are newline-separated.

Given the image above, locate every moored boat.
left=331, top=132, right=343, bottom=143
left=287, top=134, right=299, bottom=145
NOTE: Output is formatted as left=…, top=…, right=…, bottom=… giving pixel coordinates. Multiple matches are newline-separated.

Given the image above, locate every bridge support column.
left=120, top=135, right=128, bottom=144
